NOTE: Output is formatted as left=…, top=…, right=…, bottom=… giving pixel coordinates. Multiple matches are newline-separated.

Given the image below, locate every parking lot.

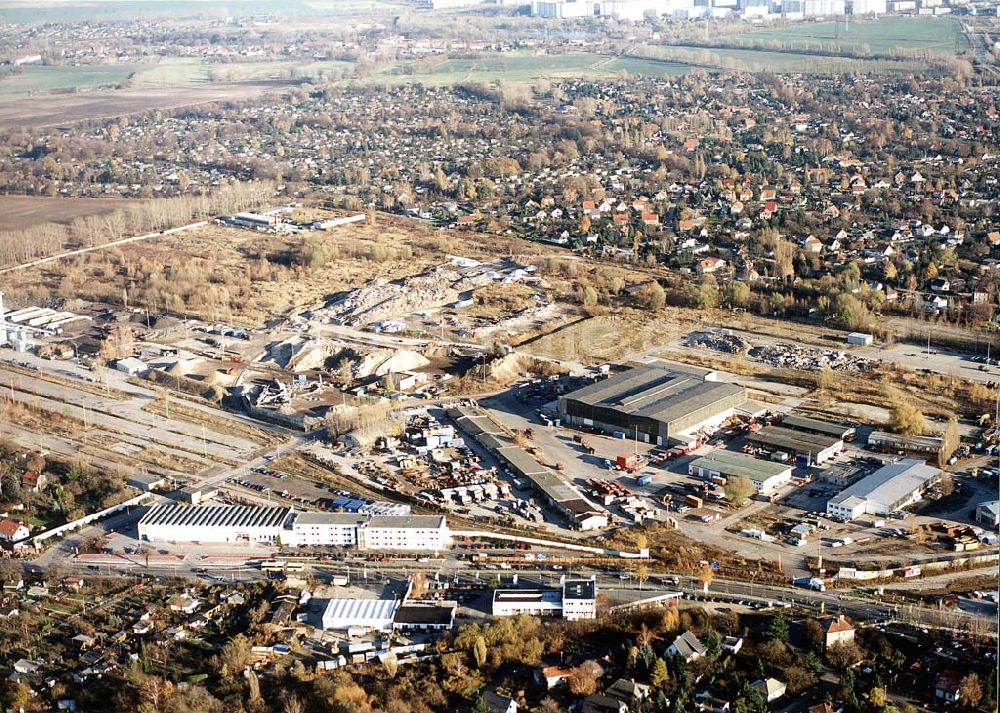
left=224, top=466, right=380, bottom=513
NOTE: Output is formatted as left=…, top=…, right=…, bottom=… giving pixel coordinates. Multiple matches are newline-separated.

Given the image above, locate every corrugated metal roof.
left=829, top=459, right=940, bottom=509
left=139, top=504, right=291, bottom=530
left=561, top=362, right=746, bottom=426
left=322, top=598, right=398, bottom=629
left=782, top=414, right=854, bottom=439
left=748, top=426, right=841, bottom=453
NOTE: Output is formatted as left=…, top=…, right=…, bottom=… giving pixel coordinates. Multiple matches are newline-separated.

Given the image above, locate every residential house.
left=168, top=595, right=200, bottom=614
left=580, top=695, right=628, bottom=713
left=930, top=278, right=950, bottom=292
left=698, top=257, right=727, bottom=274
left=483, top=690, right=518, bottom=713
left=72, top=634, right=96, bottom=650
left=605, top=679, right=651, bottom=705
left=808, top=704, right=844, bottom=713
left=534, top=664, right=572, bottom=689
left=824, top=616, right=855, bottom=650
left=721, top=636, right=743, bottom=654
left=0, top=518, right=29, bottom=543
left=695, top=691, right=731, bottom=712
left=925, top=295, right=948, bottom=312
left=20, top=471, right=48, bottom=492
left=935, top=670, right=963, bottom=703
left=803, top=235, right=824, bottom=253
left=666, top=631, right=706, bottom=662
left=750, top=678, right=786, bottom=703
left=13, top=659, right=41, bottom=674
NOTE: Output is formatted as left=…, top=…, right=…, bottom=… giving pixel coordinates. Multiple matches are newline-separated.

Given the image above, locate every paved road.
left=59, top=553, right=995, bottom=635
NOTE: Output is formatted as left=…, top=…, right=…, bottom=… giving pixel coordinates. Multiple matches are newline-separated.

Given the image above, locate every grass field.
left=636, top=44, right=927, bottom=73
left=0, top=57, right=355, bottom=105
left=374, top=52, right=691, bottom=85
left=0, top=64, right=136, bottom=98
left=728, top=16, right=967, bottom=55
left=130, top=58, right=211, bottom=87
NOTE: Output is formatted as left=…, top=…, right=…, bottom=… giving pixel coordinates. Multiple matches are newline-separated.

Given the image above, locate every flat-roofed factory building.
left=558, top=362, right=747, bottom=446
left=492, top=589, right=563, bottom=618
left=826, top=459, right=941, bottom=520
left=746, top=426, right=843, bottom=465
left=492, top=577, right=599, bottom=620
left=688, top=450, right=794, bottom=495
left=138, top=505, right=450, bottom=551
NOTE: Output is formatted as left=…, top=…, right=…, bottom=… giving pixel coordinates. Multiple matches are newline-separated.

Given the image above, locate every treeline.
left=0, top=181, right=275, bottom=268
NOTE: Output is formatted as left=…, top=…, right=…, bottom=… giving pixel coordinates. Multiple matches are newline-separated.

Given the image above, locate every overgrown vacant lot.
left=2, top=214, right=550, bottom=325
left=727, top=16, right=967, bottom=55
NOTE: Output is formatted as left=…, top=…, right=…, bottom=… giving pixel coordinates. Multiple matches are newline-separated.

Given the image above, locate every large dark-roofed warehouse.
left=558, top=362, right=747, bottom=446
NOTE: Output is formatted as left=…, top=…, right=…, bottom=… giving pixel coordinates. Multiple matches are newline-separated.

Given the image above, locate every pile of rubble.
left=747, top=344, right=874, bottom=372
left=687, top=329, right=873, bottom=372
left=313, top=268, right=494, bottom=327
left=685, top=330, right=753, bottom=354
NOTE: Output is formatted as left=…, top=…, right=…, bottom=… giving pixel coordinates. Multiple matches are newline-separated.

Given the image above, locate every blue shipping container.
left=636, top=474, right=653, bottom=486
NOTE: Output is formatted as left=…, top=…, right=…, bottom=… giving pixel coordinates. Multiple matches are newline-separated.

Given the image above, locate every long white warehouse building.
left=826, top=459, right=940, bottom=521
left=137, top=505, right=450, bottom=551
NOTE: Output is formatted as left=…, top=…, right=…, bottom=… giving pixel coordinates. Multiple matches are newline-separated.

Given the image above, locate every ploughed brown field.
left=0, top=195, right=148, bottom=231
left=0, top=80, right=291, bottom=130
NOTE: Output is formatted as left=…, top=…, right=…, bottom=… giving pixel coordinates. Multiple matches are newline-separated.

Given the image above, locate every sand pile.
left=260, top=337, right=430, bottom=378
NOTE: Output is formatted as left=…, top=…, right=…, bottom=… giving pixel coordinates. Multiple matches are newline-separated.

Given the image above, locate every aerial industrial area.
left=0, top=0, right=997, bottom=711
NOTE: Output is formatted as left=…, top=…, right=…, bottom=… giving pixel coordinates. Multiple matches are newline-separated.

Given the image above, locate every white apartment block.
left=359, top=516, right=450, bottom=551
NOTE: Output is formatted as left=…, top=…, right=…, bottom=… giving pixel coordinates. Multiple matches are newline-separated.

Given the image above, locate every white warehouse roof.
left=139, top=504, right=292, bottom=530
left=322, top=598, right=399, bottom=630
left=828, top=459, right=940, bottom=511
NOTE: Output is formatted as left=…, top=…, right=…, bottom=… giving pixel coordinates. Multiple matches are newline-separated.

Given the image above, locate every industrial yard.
left=0, top=0, right=996, bottom=710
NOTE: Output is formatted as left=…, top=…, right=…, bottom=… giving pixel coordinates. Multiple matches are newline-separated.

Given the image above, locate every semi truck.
left=792, top=576, right=826, bottom=592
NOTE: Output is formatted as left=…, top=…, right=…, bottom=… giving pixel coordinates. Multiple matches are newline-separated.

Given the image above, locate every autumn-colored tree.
left=724, top=475, right=756, bottom=507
